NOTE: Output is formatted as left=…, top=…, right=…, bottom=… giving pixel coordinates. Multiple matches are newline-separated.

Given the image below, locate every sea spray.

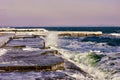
left=51, top=47, right=110, bottom=80
left=45, top=31, right=111, bottom=79
left=45, top=31, right=58, bottom=47
left=0, top=49, right=7, bottom=56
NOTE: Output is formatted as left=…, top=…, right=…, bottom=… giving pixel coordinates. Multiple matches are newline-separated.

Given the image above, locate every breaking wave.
left=57, top=34, right=120, bottom=80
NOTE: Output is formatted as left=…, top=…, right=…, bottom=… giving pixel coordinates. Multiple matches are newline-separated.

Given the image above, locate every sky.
left=0, top=0, right=120, bottom=27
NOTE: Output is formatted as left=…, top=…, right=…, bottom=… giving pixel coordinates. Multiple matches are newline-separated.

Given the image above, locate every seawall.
left=0, top=28, right=102, bottom=37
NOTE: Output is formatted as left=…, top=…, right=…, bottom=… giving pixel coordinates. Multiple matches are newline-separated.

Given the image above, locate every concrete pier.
left=58, top=31, right=102, bottom=37
left=0, top=29, right=64, bottom=72
left=0, top=28, right=48, bottom=36
left=0, top=28, right=102, bottom=37
left=0, top=49, right=64, bottom=72
left=0, top=28, right=98, bottom=79
left=0, top=34, right=14, bottom=48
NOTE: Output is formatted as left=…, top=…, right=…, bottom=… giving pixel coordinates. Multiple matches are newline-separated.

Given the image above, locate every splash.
left=45, top=31, right=118, bottom=79
left=45, top=32, right=109, bottom=79
left=45, top=31, right=58, bottom=47
left=0, top=49, right=7, bottom=56
left=110, top=33, right=120, bottom=37
left=54, top=48, right=110, bottom=80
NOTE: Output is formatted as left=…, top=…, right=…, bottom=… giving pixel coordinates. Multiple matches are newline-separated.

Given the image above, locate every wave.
left=51, top=47, right=110, bottom=80
left=59, top=36, right=120, bottom=53
left=0, top=49, right=7, bottom=56
left=109, top=33, right=120, bottom=37
left=81, top=35, right=120, bottom=46
left=57, top=34, right=120, bottom=80
left=51, top=46, right=120, bottom=80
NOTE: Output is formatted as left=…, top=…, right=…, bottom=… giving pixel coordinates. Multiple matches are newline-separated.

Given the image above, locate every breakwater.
left=1, top=28, right=112, bottom=79
left=0, top=28, right=102, bottom=37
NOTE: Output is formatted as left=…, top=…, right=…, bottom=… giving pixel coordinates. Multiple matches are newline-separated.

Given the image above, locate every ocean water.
left=40, top=26, right=120, bottom=79
left=51, top=27, right=120, bottom=79
left=14, top=27, right=120, bottom=47
left=14, top=27, right=120, bottom=33
left=1, top=27, right=120, bottom=80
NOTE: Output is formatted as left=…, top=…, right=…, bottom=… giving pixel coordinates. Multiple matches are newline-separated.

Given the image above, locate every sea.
left=12, top=26, right=120, bottom=54
left=14, top=26, right=120, bottom=33
left=0, top=26, right=120, bottom=80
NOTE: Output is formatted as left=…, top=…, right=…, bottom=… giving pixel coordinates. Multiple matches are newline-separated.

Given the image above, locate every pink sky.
left=0, top=0, right=120, bottom=26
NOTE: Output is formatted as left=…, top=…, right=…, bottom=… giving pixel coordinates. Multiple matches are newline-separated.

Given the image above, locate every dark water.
left=13, top=27, right=120, bottom=33
left=81, top=36, right=120, bottom=46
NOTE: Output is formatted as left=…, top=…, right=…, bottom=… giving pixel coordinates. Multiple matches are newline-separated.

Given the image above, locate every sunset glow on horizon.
left=0, top=0, right=120, bottom=27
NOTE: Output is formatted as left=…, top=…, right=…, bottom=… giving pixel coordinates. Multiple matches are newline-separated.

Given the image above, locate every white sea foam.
left=22, top=46, right=40, bottom=51
left=48, top=35, right=119, bottom=79
left=0, top=34, right=14, bottom=47
left=56, top=36, right=120, bottom=80
left=55, top=48, right=110, bottom=80
left=0, top=71, right=78, bottom=80
left=45, top=31, right=58, bottom=47
left=0, top=32, right=120, bottom=80
left=59, top=36, right=120, bottom=53
left=0, top=49, right=7, bottom=56
left=110, top=33, right=120, bottom=37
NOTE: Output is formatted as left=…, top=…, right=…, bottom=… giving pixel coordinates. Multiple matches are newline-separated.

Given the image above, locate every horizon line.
left=0, top=25, right=120, bottom=28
